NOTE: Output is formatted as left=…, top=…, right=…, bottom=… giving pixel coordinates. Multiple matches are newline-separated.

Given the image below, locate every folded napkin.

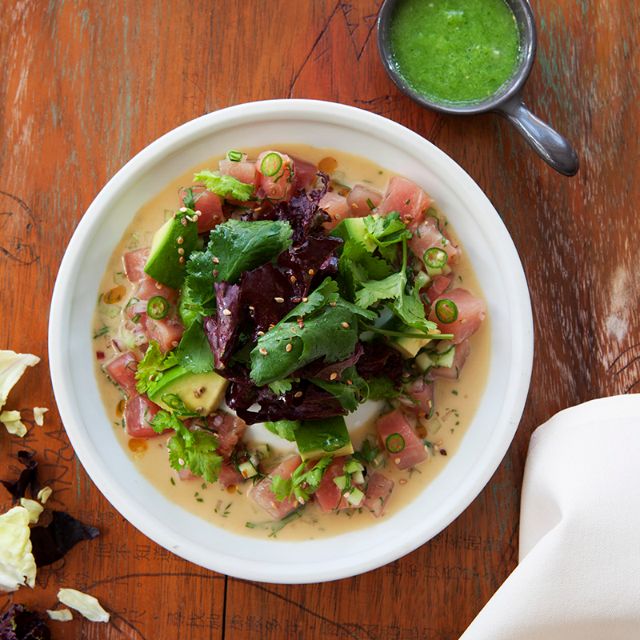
left=461, top=395, right=640, bottom=640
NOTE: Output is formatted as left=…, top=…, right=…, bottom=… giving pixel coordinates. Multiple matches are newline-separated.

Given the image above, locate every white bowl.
left=49, top=99, right=533, bottom=583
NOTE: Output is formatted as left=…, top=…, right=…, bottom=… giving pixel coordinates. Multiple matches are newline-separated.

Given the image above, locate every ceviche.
left=94, top=146, right=487, bottom=539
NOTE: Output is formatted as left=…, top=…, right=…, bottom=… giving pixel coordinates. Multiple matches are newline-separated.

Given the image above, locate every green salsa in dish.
left=390, top=0, right=521, bottom=105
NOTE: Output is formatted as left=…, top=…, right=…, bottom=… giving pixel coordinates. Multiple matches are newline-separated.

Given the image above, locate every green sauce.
left=390, top=0, right=521, bottom=105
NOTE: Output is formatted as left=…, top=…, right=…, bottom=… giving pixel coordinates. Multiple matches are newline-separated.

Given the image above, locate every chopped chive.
left=366, top=197, right=376, bottom=210
left=227, top=149, right=243, bottom=162
left=93, top=326, right=109, bottom=339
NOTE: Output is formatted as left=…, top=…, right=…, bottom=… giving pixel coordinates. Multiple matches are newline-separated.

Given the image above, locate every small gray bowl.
left=378, top=0, right=579, bottom=176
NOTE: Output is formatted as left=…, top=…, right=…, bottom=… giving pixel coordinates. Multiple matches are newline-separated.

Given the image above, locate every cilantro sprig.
left=194, top=170, right=255, bottom=201
left=135, top=341, right=179, bottom=394
left=151, top=411, right=222, bottom=483
left=271, top=456, right=333, bottom=503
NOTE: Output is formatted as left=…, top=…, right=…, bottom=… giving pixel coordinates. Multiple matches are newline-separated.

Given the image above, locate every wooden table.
left=1, top=1, right=637, bottom=638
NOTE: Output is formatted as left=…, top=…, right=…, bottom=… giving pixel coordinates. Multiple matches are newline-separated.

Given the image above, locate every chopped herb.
left=194, top=170, right=254, bottom=201
left=93, top=326, right=109, bottom=339
left=271, top=456, right=333, bottom=503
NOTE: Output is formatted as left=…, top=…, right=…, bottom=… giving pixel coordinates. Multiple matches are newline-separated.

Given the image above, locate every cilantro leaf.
left=364, top=212, right=412, bottom=248
left=152, top=410, right=222, bottom=483
left=194, top=170, right=255, bottom=201
left=366, top=377, right=400, bottom=400
left=264, top=419, right=299, bottom=441
left=250, top=304, right=358, bottom=386
left=355, top=271, right=405, bottom=309
left=272, top=456, right=333, bottom=503
left=267, top=379, right=293, bottom=395
left=135, top=341, right=179, bottom=394
left=177, top=318, right=214, bottom=374
left=311, top=366, right=368, bottom=412
left=178, top=279, right=216, bottom=328
left=208, top=220, right=293, bottom=284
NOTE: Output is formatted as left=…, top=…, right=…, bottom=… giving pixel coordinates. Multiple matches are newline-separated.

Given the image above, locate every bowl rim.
left=49, top=98, right=533, bottom=583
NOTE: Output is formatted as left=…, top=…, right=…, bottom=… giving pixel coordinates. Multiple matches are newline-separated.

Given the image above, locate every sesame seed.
left=346, top=380, right=353, bottom=385
left=194, top=210, right=202, bottom=216
left=294, top=391, right=303, bottom=398
left=213, top=256, right=220, bottom=264
left=341, top=321, right=350, bottom=329
left=285, top=343, right=292, bottom=352
left=308, top=268, right=315, bottom=276
left=394, top=458, right=401, bottom=464
left=179, top=207, right=188, bottom=213
left=248, top=305, right=255, bottom=311
left=178, top=256, right=185, bottom=264
left=178, top=248, right=185, bottom=255
left=329, top=301, right=337, bottom=307
left=289, top=275, right=297, bottom=284
left=177, top=236, right=184, bottom=245
left=257, top=330, right=265, bottom=336
left=155, top=282, right=163, bottom=289
left=399, top=478, right=408, bottom=485
left=213, top=269, right=219, bottom=277
left=259, top=347, right=268, bottom=355
left=171, top=341, right=179, bottom=348
left=329, top=372, right=338, bottom=381
left=180, top=217, right=188, bottom=226
left=222, top=308, right=232, bottom=316
left=274, top=296, right=285, bottom=303
left=268, top=323, right=275, bottom=330
left=302, top=297, right=308, bottom=303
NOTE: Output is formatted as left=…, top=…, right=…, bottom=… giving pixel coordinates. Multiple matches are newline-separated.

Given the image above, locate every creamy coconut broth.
left=93, top=145, right=490, bottom=540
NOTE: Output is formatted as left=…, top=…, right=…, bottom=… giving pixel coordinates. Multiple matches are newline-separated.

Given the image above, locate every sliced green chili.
left=435, top=298, right=458, bottom=324
left=227, top=150, right=243, bottom=162
left=260, top=152, right=283, bottom=177
left=424, top=247, right=448, bottom=270
left=385, top=433, right=405, bottom=453
left=147, top=295, right=170, bottom=319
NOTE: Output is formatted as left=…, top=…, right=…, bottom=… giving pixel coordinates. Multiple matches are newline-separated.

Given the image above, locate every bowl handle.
left=498, top=96, right=579, bottom=176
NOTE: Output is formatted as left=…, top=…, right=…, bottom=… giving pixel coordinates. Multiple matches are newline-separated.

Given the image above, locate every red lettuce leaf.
left=203, top=282, right=243, bottom=369
left=0, top=605, right=50, bottom=640
left=30, top=511, right=100, bottom=567
left=1, top=451, right=38, bottom=501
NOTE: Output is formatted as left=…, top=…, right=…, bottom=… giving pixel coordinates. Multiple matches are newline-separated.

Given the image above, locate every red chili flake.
left=96, top=351, right=105, bottom=360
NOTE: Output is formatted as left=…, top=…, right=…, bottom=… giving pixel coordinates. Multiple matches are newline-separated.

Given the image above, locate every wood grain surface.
left=1, top=0, right=638, bottom=638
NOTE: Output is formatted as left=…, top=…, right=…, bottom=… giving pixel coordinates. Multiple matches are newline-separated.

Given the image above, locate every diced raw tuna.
left=291, top=156, right=318, bottom=191
left=376, top=409, right=428, bottom=470
left=256, top=151, right=295, bottom=201
left=145, top=316, right=184, bottom=353
left=314, top=457, right=352, bottom=512
left=179, top=185, right=225, bottom=233
left=429, top=289, right=486, bottom=344
left=218, top=461, right=244, bottom=488
left=105, top=352, right=138, bottom=396
left=206, top=412, right=247, bottom=458
left=123, top=248, right=150, bottom=283
left=363, top=472, right=394, bottom=517
left=378, top=176, right=433, bottom=228
left=404, top=378, right=434, bottom=418
left=346, top=184, right=382, bottom=217
left=319, top=192, right=350, bottom=229
left=124, top=394, right=162, bottom=438
left=250, top=455, right=301, bottom=520
left=409, top=217, right=459, bottom=265
left=219, top=158, right=258, bottom=186
left=429, top=339, right=471, bottom=380
left=134, top=273, right=178, bottom=305
left=425, top=275, right=452, bottom=303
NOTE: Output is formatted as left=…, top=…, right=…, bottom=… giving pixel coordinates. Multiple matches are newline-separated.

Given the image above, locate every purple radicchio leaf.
left=225, top=375, right=345, bottom=424
left=356, top=341, right=405, bottom=385
left=0, top=604, right=50, bottom=640
left=1, top=451, right=38, bottom=502
left=203, top=282, right=242, bottom=369
left=30, top=511, right=100, bottom=567
left=296, top=343, right=364, bottom=381
left=273, top=173, right=330, bottom=243
left=240, top=263, right=297, bottom=337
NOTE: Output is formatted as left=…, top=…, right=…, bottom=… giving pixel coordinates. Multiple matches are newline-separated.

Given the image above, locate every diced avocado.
left=147, top=366, right=228, bottom=416
left=416, top=345, right=456, bottom=372
left=294, top=416, right=354, bottom=461
left=144, top=211, right=199, bottom=289
left=392, top=336, right=431, bottom=359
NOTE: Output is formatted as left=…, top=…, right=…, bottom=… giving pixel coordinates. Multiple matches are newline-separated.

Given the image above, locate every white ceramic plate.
left=49, top=99, right=533, bottom=583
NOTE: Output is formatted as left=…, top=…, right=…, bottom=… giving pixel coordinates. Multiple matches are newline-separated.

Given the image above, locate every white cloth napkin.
left=461, top=395, right=640, bottom=640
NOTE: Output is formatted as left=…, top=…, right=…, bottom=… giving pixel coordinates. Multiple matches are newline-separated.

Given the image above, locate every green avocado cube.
left=147, top=366, right=228, bottom=416
left=294, top=416, right=353, bottom=461
left=143, top=211, right=199, bottom=289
